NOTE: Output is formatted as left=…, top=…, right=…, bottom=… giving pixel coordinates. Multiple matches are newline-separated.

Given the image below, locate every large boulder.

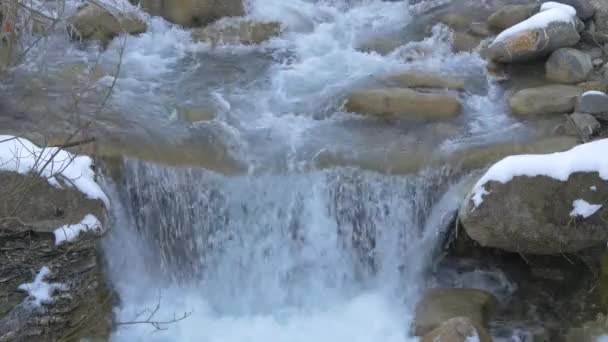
left=192, top=19, right=282, bottom=45
left=414, top=288, right=497, bottom=336
left=344, top=88, right=462, bottom=121
left=589, top=0, right=608, bottom=43
left=575, top=90, right=608, bottom=115
left=387, top=71, right=465, bottom=90
left=459, top=139, right=608, bottom=254
left=487, top=5, right=536, bottom=30
left=69, top=2, right=147, bottom=44
left=421, top=317, right=492, bottom=342
left=487, top=3, right=580, bottom=63
left=509, top=85, right=583, bottom=116
left=545, top=48, right=593, bottom=84
left=138, top=0, right=244, bottom=27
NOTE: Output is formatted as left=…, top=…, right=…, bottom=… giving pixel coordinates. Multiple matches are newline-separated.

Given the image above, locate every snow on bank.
left=18, top=267, right=67, bottom=307
left=494, top=2, right=577, bottom=43
left=54, top=214, right=103, bottom=245
left=471, top=139, right=608, bottom=207
left=0, top=136, right=109, bottom=206
left=570, top=199, right=602, bottom=218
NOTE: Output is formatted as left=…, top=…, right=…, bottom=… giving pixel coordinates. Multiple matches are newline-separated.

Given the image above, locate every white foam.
left=0, top=136, right=109, bottom=206
left=471, top=139, right=608, bottom=207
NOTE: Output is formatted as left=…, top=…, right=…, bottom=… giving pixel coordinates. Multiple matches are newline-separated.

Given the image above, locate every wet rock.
left=487, top=19, right=580, bottom=63
left=69, top=2, right=147, bottom=44
left=139, top=0, right=244, bottom=27
left=178, top=106, right=216, bottom=123
left=192, top=19, right=282, bottom=45
left=566, top=314, right=608, bottom=341
left=421, top=317, right=492, bottom=342
left=578, top=80, right=608, bottom=93
left=387, top=71, right=465, bottom=90
left=459, top=143, right=608, bottom=254
left=344, top=88, right=462, bottom=121
left=569, top=112, right=601, bottom=139
left=487, top=5, right=535, bottom=30
left=556, top=0, right=595, bottom=20
left=453, top=32, right=481, bottom=52
left=414, top=288, right=497, bottom=336
left=469, top=22, right=491, bottom=37
left=545, top=48, right=593, bottom=84
left=509, top=85, right=583, bottom=116
left=0, top=172, right=111, bottom=341
left=575, top=90, right=608, bottom=114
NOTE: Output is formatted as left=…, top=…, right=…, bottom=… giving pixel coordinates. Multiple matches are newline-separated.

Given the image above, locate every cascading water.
left=103, top=162, right=470, bottom=341
left=3, top=0, right=532, bottom=339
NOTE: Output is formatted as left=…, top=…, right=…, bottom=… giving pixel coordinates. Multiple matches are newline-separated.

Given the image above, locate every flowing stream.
left=2, top=0, right=540, bottom=340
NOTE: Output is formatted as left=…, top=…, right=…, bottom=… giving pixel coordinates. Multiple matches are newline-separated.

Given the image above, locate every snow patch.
left=18, top=267, right=67, bottom=307
left=570, top=199, right=602, bottom=218
left=54, top=214, right=104, bottom=245
left=591, top=185, right=597, bottom=191
left=583, top=90, right=606, bottom=97
left=466, top=333, right=481, bottom=342
left=596, top=336, right=608, bottom=342
left=0, top=136, right=109, bottom=207
left=494, top=2, right=576, bottom=43
left=471, top=139, right=608, bottom=207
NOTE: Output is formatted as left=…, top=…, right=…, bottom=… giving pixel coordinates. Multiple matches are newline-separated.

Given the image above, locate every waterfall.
left=102, top=161, right=470, bottom=341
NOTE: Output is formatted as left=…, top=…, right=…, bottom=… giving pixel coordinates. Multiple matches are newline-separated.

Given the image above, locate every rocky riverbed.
left=2, top=0, right=608, bottom=341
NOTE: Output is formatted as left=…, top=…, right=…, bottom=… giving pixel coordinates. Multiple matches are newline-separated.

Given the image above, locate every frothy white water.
left=103, top=162, right=469, bottom=341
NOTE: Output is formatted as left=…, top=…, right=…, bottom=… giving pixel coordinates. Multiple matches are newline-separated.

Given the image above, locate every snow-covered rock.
left=576, top=90, right=608, bottom=115
left=0, top=135, right=109, bottom=206
left=509, top=85, right=583, bottom=116
left=487, top=2, right=580, bottom=63
left=545, top=48, right=593, bottom=84
left=459, top=139, right=608, bottom=254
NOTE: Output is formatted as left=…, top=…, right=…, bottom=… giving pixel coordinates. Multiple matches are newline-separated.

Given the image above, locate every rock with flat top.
left=139, top=0, right=244, bottom=27
left=387, top=71, right=465, bottom=90
left=344, top=88, right=461, bottom=120
left=575, top=91, right=608, bottom=114
left=70, top=2, right=147, bottom=44
left=509, top=85, right=583, bottom=116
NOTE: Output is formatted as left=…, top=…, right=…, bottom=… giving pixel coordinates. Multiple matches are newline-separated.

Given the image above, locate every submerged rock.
left=69, top=2, right=147, bottom=44
left=421, top=317, right=492, bottom=342
left=138, top=0, right=244, bottom=27
left=414, top=288, right=497, bottom=336
left=192, top=19, right=282, bottom=45
left=509, top=85, right=583, bottom=116
left=487, top=5, right=535, bottom=30
left=487, top=4, right=580, bottom=63
left=387, top=71, right=465, bottom=90
left=459, top=139, right=608, bottom=254
left=546, top=48, right=593, bottom=84
left=344, top=88, right=461, bottom=120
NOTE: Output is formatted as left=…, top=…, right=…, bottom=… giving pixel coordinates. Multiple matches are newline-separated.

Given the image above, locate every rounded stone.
left=546, top=48, right=593, bottom=84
